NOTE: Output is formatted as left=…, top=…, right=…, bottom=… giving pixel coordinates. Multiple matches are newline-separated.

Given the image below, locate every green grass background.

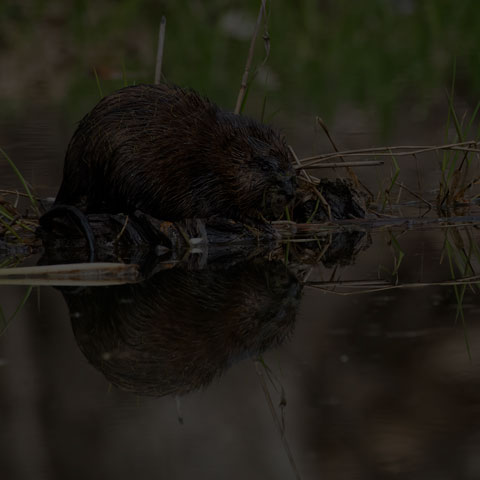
left=1, top=0, right=480, bottom=128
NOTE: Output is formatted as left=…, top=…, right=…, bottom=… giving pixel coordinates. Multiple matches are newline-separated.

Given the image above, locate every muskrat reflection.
left=63, top=260, right=301, bottom=397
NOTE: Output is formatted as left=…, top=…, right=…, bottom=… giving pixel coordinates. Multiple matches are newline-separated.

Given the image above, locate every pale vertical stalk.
left=234, top=1, right=266, bottom=114
left=155, top=16, right=167, bottom=84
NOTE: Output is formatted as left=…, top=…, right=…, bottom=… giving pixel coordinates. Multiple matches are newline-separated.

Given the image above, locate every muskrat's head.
left=244, top=135, right=297, bottom=220
left=215, top=112, right=297, bottom=220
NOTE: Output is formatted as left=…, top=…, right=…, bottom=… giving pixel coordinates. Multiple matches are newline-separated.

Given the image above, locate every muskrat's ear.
left=246, top=136, right=271, bottom=156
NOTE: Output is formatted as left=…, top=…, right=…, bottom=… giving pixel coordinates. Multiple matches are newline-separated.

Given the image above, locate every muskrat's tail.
left=39, top=205, right=96, bottom=262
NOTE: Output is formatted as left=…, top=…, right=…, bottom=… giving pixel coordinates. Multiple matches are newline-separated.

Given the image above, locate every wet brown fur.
left=55, top=84, right=296, bottom=221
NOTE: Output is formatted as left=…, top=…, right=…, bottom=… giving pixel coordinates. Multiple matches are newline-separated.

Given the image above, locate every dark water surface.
left=1, top=225, right=479, bottom=480
left=1, top=120, right=480, bottom=480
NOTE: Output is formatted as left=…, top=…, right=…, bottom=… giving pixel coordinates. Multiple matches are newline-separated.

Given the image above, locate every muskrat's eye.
left=255, top=157, right=275, bottom=172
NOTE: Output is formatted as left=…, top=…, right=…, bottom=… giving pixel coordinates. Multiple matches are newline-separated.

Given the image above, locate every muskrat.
left=51, top=83, right=296, bottom=222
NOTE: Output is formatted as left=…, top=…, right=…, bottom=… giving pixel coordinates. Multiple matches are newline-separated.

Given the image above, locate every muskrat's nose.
left=277, top=176, right=296, bottom=201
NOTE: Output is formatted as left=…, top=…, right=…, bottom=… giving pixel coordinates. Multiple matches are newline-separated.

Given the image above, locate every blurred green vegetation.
left=1, top=0, right=480, bottom=124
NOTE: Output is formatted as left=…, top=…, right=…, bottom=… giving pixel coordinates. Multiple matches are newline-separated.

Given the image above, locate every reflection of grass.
left=0, top=286, right=32, bottom=337
left=441, top=226, right=480, bottom=360
left=306, top=219, right=479, bottom=358
left=377, top=230, right=404, bottom=285
left=388, top=231, right=405, bottom=284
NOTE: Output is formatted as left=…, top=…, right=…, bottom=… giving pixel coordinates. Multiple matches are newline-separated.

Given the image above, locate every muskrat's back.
left=55, top=84, right=296, bottom=221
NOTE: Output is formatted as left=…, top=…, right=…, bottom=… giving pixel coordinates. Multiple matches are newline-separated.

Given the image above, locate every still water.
left=1, top=225, right=479, bottom=479
left=1, top=121, right=480, bottom=480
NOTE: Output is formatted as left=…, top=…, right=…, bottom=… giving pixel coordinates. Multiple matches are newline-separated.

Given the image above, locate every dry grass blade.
left=298, top=160, right=384, bottom=169
left=0, top=285, right=32, bottom=337
left=315, top=117, right=376, bottom=200
left=288, top=146, right=332, bottom=219
left=300, top=141, right=480, bottom=166
left=315, top=116, right=359, bottom=185
left=306, top=274, right=480, bottom=295
left=393, top=181, right=433, bottom=211
left=289, top=145, right=314, bottom=183
left=320, top=118, right=376, bottom=202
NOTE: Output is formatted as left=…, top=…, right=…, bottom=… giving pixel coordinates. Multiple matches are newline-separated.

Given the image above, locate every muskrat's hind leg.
left=39, top=205, right=96, bottom=262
